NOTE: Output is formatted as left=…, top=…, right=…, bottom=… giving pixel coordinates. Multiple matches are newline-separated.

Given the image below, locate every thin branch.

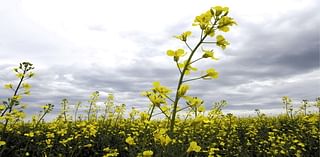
left=184, top=41, right=193, bottom=52
left=184, top=110, right=192, bottom=121
left=148, top=104, right=155, bottom=121
left=152, top=112, right=163, bottom=117
left=202, top=41, right=217, bottom=44
left=153, top=89, right=175, bottom=103
left=176, top=62, right=182, bottom=74
left=189, top=58, right=203, bottom=65
left=157, top=107, right=170, bottom=119
left=162, top=94, right=175, bottom=103
left=177, top=106, right=189, bottom=112
left=182, top=76, right=205, bottom=83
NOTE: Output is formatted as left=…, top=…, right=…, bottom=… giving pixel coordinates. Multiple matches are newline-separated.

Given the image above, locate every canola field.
left=0, top=100, right=319, bottom=157
left=1, top=6, right=319, bottom=157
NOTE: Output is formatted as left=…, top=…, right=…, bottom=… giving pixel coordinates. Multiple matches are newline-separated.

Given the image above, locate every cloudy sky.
left=0, top=0, right=319, bottom=118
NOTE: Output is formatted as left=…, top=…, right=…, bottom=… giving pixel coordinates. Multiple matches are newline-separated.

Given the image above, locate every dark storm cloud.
left=228, top=6, right=319, bottom=76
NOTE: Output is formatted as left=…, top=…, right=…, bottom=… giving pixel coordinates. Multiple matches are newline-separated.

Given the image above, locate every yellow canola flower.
left=205, top=26, right=215, bottom=37
left=178, top=61, right=197, bottom=75
left=185, top=96, right=204, bottom=108
left=167, top=49, right=186, bottom=62
left=216, top=35, right=229, bottom=50
left=208, top=147, right=220, bottom=157
left=142, top=150, right=154, bottom=157
left=139, top=111, right=149, bottom=120
left=193, top=10, right=212, bottom=29
left=204, top=68, right=219, bottom=79
left=45, top=139, right=52, bottom=146
left=218, top=16, right=237, bottom=32
left=202, top=49, right=218, bottom=60
left=46, top=132, right=55, bottom=138
left=178, top=84, right=189, bottom=97
left=4, top=83, right=13, bottom=89
left=103, top=147, right=119, bottom=157
left=22, top=83, right=31, bottom=90
left=59, top=137, right=73, bottom=146
left=161, top=135, right=172, bottom=146
left=0, top=105, right=5, bottom=110
left=16, top=73, right=23, bottom=78
left=175, top=31, right=192, bottom=42
left=154, top=128, right=172, bottom=146
left=0, top=141, right=6, bottom=146
left=27, top=72, right=35, bottom=78
left=24, top=91, right=30, bottom=95
left=187, top=141, right=201, bottom=153
left=125, top=136, right=136, bottom=146
left=83, top=144, right=93, bottom=148
left=152, top=82, right=171, bottom=95
left=57, top=129, right=67, bottom=136
left=193, top=115, right=208, bottom=124
left=148, top=93, right=166, bottom=107
left=12, top=95, right=22, bottom=100
left=24, top=132, right=34, bottom=137
left=198, top=105, right=205, bottom=112
left=213, top=6, right=229, bottom=17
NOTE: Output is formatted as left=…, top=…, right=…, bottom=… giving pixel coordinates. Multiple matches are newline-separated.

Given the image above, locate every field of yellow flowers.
left=1, top=6, right=320, bottom=157
left=0, top=101, right=319, bottom=157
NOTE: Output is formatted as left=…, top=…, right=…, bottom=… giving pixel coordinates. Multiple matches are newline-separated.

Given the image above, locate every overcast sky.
left=0, top=0, right=319, bottom=118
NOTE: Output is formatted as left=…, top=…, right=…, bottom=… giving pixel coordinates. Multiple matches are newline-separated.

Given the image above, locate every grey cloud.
left=230, top=6, right=320, bottom=75
left=1, top=0, right=319, bottom=118
left=203, top=4, right=320, bottom=91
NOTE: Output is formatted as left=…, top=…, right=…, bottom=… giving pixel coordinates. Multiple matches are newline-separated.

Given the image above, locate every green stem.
left=202, top=41, right=217, bottom=44
left=162, top=94, right=175, bottom=103
left=194, top=107, right=198, bottom=118
left=158, top=106, right=170, bottom=119
left=189, top=57, right=203, bottom=65
left=285, top=103, right=288, bottom=117
left=74, top=102, right=80, bottom=123
left=182, top=76, right=205, bottom=83
left=148, top=105, right=155, bottom=121
left=169, top=30, right=210, bottom=134
left=63, top=101, right=67, bottom=122
left=35, top=110, right=49, bottom=128
left=1, top=69, right=26, bottom=117
left=177, top=106, right=190, bottom=112
left=176, top=62, right=182, bottom=74
left=87, top=100, right=95, bottom=121
left=184, top=41, right=193, bottom=52
left=2, top=68, right=27, bottom=136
